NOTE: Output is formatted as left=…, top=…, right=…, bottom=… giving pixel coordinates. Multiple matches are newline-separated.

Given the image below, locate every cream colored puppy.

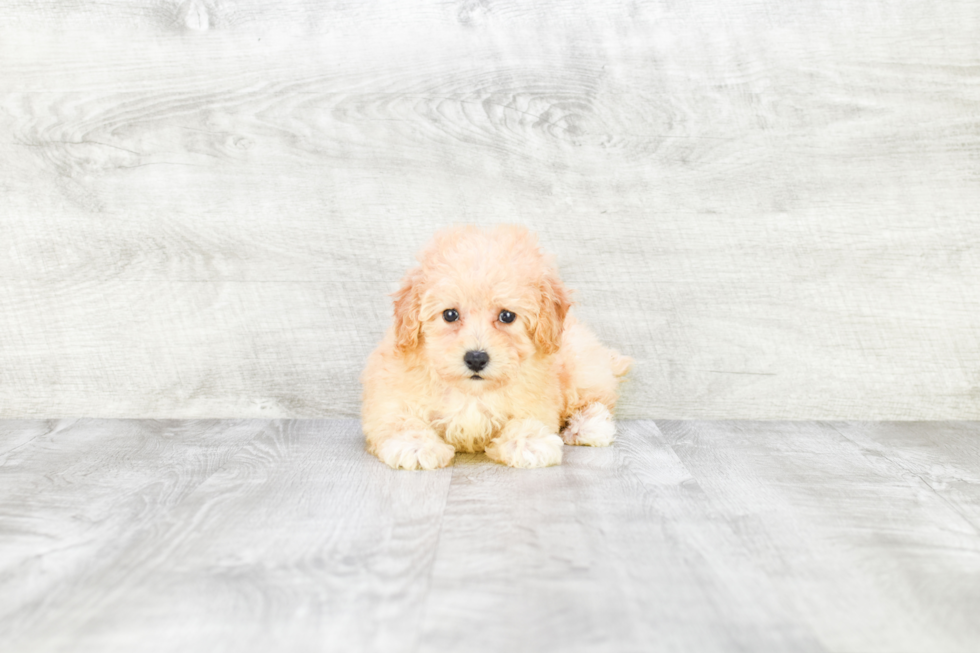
left=361, top=225, right=631, bottom=470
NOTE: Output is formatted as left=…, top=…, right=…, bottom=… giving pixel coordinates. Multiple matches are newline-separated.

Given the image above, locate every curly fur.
left=361, top=225, right=632, bottom=470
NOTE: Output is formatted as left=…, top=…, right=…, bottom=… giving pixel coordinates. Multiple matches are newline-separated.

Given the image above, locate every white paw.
left=561, top=403, right=616, bottom=447
left=485, top=419, right=563, bottom=468
left=374, top=430, right=455, bottom=470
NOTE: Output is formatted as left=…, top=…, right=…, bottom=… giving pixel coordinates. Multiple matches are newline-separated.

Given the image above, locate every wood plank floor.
left=2, top=420, right=978, bottom=652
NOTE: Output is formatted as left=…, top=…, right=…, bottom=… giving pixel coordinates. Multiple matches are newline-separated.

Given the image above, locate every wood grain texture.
left=2, top=419, right=453, bottom=653
left=1, top=1, right=979, bottom=418
left=658, top=420, right=980, bottom=653
left=0, top=419, right=264, bottom=645
left=821, top=421, right=980, bottom=531
left=417, top=425, right=827, bottom=652
left=2, top=419, right=979, bottom=652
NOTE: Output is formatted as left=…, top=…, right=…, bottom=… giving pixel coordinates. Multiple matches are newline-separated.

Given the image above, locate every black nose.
left=464, top=350, right=489, bottom=372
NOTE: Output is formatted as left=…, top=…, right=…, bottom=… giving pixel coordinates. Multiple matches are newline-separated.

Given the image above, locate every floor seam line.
left=822, top=421, right=980, bottom=536
left=409, top=457, right=455, bottom=653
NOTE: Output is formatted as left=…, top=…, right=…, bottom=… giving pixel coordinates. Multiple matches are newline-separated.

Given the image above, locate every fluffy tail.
left=611, top=353, right=633, bottom=378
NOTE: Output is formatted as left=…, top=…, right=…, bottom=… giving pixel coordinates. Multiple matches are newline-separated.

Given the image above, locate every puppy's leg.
left=485, top=419, right=563, bottom=468
left=561, top=402, right=616, bottom=447
left=369, top=421, right=456, bottom=471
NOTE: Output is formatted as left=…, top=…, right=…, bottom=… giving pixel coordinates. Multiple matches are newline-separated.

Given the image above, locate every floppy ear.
left=392, top=267, right=424, bottom=354
left=533, top=273, right=573, bottom=355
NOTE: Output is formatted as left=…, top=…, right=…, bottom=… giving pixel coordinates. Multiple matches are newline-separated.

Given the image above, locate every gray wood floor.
left=2, top=420, right=978, bottom=652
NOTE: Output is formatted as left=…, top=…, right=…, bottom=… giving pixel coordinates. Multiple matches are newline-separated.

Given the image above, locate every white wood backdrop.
left=1, top=0, right=978, bottom=419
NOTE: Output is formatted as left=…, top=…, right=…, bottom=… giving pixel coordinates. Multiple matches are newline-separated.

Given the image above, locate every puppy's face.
left=392, top=226, right=570, bottom=392
left=418, top=283, right=537, bottom=389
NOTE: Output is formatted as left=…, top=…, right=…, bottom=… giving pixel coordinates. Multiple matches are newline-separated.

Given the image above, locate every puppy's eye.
left=498, top=310, right=516, bottom=324
left=443, top=309, right=459, bottom=323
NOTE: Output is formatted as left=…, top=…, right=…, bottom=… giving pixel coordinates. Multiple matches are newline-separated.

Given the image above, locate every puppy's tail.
left=610, top=353, right=633, bottom=378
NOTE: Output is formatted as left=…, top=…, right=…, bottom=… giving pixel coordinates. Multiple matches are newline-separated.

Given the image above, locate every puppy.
left=361, top=225, right=631, bottom=470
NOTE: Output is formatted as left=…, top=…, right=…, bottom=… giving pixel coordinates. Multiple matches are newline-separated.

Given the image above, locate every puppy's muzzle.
left=464, top=350, right=490, bottom=372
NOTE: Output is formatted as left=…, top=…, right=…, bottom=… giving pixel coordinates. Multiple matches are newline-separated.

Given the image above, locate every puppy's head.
left=392, top=225, right=571, bottom=390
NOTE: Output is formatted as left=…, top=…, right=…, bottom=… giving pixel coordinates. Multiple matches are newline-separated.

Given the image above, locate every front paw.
left=485, top=419, right=563, bottom=468
left=373, top=429, right=455, bottom=470
left=561, top=402, right=616, bottom=446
